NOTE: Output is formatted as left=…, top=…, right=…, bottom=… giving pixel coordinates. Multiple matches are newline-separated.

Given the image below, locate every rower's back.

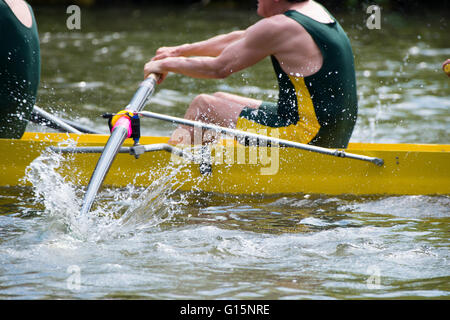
left=0, top=0, right=40, bottom=139
left=283, top=8, right=358, bottom=148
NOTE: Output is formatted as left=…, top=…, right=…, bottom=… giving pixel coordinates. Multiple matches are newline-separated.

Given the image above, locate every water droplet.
left=409, top=46, right=420, bottom=55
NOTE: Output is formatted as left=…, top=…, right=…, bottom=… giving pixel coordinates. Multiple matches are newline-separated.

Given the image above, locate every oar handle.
left=127, top=73, right=161, bottom=113
left=147, top=73, right=160, bottom=82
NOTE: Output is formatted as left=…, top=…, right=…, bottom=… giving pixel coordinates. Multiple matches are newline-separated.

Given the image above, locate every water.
left=1, top=5, right=449, bottom=299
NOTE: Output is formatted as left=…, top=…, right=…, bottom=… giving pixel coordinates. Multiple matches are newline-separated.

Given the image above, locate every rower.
left=144, top=0, right=358, bottom=149
left=443, top=59, right=450, bottom=77
left=0, top=0, right=40, bottom=139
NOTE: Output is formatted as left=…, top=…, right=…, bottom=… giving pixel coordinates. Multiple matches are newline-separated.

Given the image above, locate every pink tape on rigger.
left=112, top=116, right=132, bottom=138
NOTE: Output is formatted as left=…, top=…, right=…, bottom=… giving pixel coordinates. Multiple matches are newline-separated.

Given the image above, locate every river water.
left=0, top=5, right=449, bottom=299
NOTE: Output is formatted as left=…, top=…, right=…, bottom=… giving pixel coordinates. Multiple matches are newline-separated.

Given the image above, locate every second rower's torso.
left=269, top=1, right=335, bottom=77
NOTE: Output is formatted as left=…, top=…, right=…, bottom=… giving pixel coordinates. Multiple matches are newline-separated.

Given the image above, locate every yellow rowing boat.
left=1, top=132, right=449, bottom=195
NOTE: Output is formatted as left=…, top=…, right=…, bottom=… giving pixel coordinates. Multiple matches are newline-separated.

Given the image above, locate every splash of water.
left=24, top=141, right=202, bottom=241
left=117, top=166, right=189, bottom=232
left=24, top=140, right=85, bottom=233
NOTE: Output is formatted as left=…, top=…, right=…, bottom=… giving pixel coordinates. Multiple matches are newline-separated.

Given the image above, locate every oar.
left=80, top=73, right=160, bottom=215
left=31, top=105, right=82, bottom=134
left=31, top=105, right=102, bottom=134
left=138, top=111, right=384, bottom=166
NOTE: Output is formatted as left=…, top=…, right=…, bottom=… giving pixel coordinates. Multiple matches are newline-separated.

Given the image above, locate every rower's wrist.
left=159, top=56, right=178, bottom=72
left=178, top=43, right=193, bottom=56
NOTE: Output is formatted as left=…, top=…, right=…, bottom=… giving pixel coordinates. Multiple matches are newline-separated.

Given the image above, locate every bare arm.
left=153, top=30, right=245, bottom=60
left=145, top=18, right=281, bottom=81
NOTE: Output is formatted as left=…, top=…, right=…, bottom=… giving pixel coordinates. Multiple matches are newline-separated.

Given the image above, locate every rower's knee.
left=169, top=126, right=192, bottom=146
left=191, top=94, right=214, bottom=108
left=187, top=94, right=216, bottom=121
left=212, top=92, right=228, bottom=99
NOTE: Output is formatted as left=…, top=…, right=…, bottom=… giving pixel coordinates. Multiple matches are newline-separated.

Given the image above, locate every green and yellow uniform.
left=236, top=10, right=358, bottom=148
left=0, top=0, right=40, bottom=139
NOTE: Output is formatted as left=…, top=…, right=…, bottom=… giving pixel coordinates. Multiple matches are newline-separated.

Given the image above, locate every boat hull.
left=1, top=132, right=449, bottom=195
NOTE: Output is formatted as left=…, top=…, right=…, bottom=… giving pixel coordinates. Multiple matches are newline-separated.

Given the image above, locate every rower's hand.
left=144, top=60, right=168, bottom=84
left=152, top=45, right=185, bottom=61
left=443, top=59, right=450, bottom=77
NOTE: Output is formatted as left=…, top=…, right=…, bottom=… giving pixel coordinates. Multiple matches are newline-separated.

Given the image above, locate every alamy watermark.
left=66, top=5, right=81, bottom=30
left=66, top=265, right=81, bottom=291
left=366, top=265, right=381, bottom=289
left=170, top=128, right=280, bottom=176
left=366, top=5, right=381, bottom=30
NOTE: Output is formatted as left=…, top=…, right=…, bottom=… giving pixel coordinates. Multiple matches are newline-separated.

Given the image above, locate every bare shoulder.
left=4, top=0, right=33, bottom=28
left=247, top=14, right=306, bottom=33
left=245, top=14, right=306, bottom=44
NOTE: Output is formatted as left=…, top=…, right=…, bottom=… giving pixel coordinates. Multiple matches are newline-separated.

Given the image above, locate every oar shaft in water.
left=80, top=74, right=159, bottom=215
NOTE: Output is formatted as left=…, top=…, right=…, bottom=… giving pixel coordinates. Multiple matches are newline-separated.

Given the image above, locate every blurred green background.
left=27, top=0, right=447, bottom=12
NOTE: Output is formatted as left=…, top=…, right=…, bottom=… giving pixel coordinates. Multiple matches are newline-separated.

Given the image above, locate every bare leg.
left=212, top=92, right=262, bottom=109
left=169, top=92, right=262, bottom=145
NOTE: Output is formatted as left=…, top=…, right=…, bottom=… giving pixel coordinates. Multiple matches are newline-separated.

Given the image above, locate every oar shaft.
left=80, top=126, right=128, bottom=215
left=138, top=111, right=384, bottom=166
left=32, top=105, right=82, bottom=134
left=80, top=74, right=159, bottom=215
left=60, top=118, right=103, bottom=134
left=128, top=74, right=158, bottom=111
